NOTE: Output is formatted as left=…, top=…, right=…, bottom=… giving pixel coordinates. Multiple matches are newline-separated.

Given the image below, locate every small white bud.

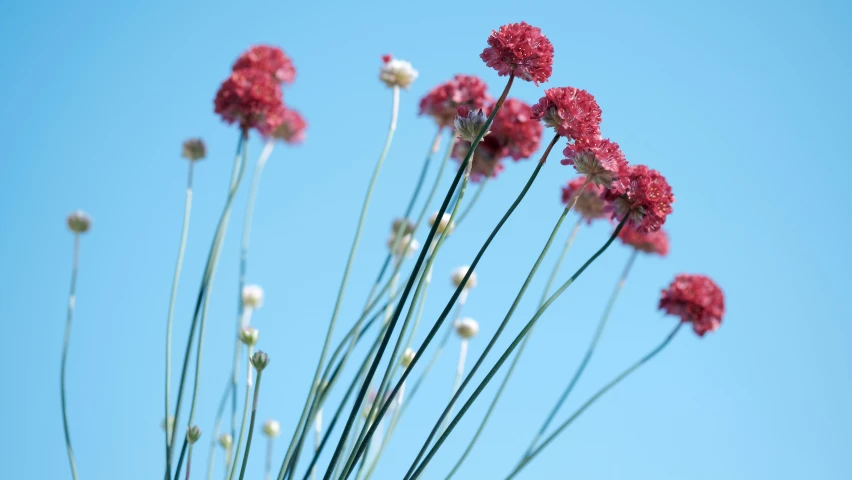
left=67, top=210, right=92, bottom=234
left=161, top=416, right=175, bottom=436
left=239, top=326, right=259, bottom=347
left=454, top=318, right=479, bottom=339
left=379, top=55, right=418, bottom=89
left=401, top=348, right=416, bottom=368
left=429, top=212, right=455, bottom=235
left=186, top=425, right=202, bottom=444
left=450, top=266, right=477, bottom=289
left=241, top=285, right=264, bottom=309
left=219, top=433, right=233, bottom=449
left=263, top=419, right=281, bottom=438
left=387, top=234, right=419, bottom=258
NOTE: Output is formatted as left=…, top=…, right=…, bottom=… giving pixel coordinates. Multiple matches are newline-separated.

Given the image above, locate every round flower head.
left=454, top=318, right=479, bottom=339
left=488, top=98, right=543, bottom=161
left=561, top=177, right=607, bottom=223
left=605, top=164, right=675, bottom=233
left=659, top=274, right=724, bottom=336
left=391, top=218, right=416, bottom=236
left=618, top=227, right=670, bottom=256
left=419, top=75, right=492, bottom=128
left=562, top=137, right=629, bottom=191
left=379, top=55, right=418, bottom=89
left=186, top=425, right=202, bottom=444
left=454, top=106, right=491, bottom=143
left=450, top=266, right=478, bottom=289
left=67, top=210, right=92, bottom=234
left=232, top=45, right=296, bottom=84
left=452, top=138, right=505, bottom=183
left=181, top=138, right=207, bottom=161
left=251, top=350, right=270, bottom=371
left=161, top=415, right=175, bottom=435
left=239, top=326, right=259, bottom=347
left=480, top=22, right=554, bottom=85
left=241, top=284, right=264, bottom=309
left=388, top=233, right=419, bottom=258
left=429, top=212, right=455, bottom=235
left=263, top=419, right=281, bottom=438
left=214, top=68, right=285, bottom=136
left=219, top=433, right=233, bottom=449
left=271, top=107, right=307, bottom=144
left=531, top=87, right=602, bottom=142
left=401, top=348, right=416, bottom=368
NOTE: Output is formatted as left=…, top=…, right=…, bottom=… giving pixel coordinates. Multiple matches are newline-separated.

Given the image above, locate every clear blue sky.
left=1, top=0, right=850, bottom=478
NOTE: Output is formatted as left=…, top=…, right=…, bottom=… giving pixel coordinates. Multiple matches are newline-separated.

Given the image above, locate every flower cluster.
left=618, top=227, right=670, bottom=256
left=605, top=164, right=675, bottom=232
left=420, top=75, right=491, bottom=128
left=532, top=87, right=602, bottom=142
left=271, top=107, right=308, bottom=144
left=659, top=274, right=725, bottom=336
left=379, top=54, right=418, bottom=89
left=232, top=45, right=296, bottom=84
left=480, top=21, right=554, bottom=85
left=562, top=137, right=629, bottom=192
left=561, top=177, right=607, bottom=223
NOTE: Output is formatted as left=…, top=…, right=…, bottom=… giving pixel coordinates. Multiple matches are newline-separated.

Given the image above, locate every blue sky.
left=1, top=0, right=851, bottom=479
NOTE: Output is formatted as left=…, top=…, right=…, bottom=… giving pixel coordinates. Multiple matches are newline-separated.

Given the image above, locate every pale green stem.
left=311, top=410, right=322, bottom=480
left=206, top=377, right=232, bottom=480
left=61, top=233, right=80, bottom=480
left=238, top=368, right=264, bottom=480
left=186, top=444, right=194, bottom=480
left=505, top=323, right=683, bottom=479
left=228, top=346, right=254, bottom=480
left=265, top=438, right=274, bottom=480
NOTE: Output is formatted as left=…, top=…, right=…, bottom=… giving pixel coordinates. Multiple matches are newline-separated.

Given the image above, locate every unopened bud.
left=450, top=266, right=477, bottom=289
left=401, top=348, right=416, bottom=368
left=242, top=284, right=264, bottom=309
left=67, top=210, right=92, bottom=234
left=429, top=212, right=455, bottom=235
left=454, top=106, right=490, bottom=143
left=263, top=419, right=281, bottom=438
left=239, top=327, right=259, bottom=347
left=251, top=350, right=270, bottom=372
left=454, top=318, right=479, bottom=339
left=186, top=425, right=202, bottom=444
left=219, top=433, right=233, bottom=449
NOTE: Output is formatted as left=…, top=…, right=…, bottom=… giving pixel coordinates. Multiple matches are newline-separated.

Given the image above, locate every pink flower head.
left=214, top=68, right=285, bottom=136
left=605, top=164, right=674, bottom=233
left=561, top=177, right=607, bottom=223
left=618, top=227, right=670, bottom=256
left=453, top=137, right=505, bottom=183
left=381, top=53, right=392, bottom=64
left=659, top=274, right=725, bottom=336
left=271, top=107, right=307, bottom=144
left=419, top=75, right=492, bottom=128
left=232, top=45, right=296, bottom=84
left=488, top=98, right=543, bottom=161
left=562, top=137, right=629, bottom=191
left=480, top=22, right=554, bottom=85
left=532, top=87, right=602, bottom=142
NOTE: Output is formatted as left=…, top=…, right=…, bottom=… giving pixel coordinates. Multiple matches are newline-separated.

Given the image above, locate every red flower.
left=453, top=137, right=505, bottom=183
left=214, top=68, right=285, bottom=135
left=271, top=107, right=307, bottom=144
left=233, top=45, right=296, bottom=84
left=488, top=98, right=543, bottom=161
left=532, top=87, right=602, bottom=142
left=561, top=177, right=607, bottom=223
left=605, top=164, right=674, bottom=233
left=618, top=227, right=669, bottom=256
left=419, top=75, right=492, bottom=128
left=562, top=137, right=629, bottom=191
left=659, top=274, right=725, bottom=336
left=480, top=22, right=554, bottom=85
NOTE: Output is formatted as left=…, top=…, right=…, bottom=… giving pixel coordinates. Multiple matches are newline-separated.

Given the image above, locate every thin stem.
left=167, top=161, right=195, bottom=461
left=238, top=369, right=264, bottom=480
left=229, top=346, right=255, bottom=480
left=61, top=233, right=80, bottom=480
left=312, top=410, right=322, bottom=480
left=174, top=438, right=189, bottom=480
left=266, top=438, right=274, bottom=480
left=405, top=216, right=628, bottom=480
left=523, top=248, right=639, bottom=457
left=444, top=217, right=583, bottom=479
left=505, top=323, right=683, bottom=480
left=283, top=86, right=400, bottom=480
left=186, top=445, right=194, bottom=480
left=206, top=377, right=232, bottom=480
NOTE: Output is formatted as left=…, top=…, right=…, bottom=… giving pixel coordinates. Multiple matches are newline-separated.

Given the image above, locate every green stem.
left=404, top=216, right=628, bottom=480
left=174, top=438, right=189, bottom=480
left=505, top=322, right=683, bottom=480
left=523, top=248, right=639, bottom=457
left=185, top=444, right=194, bottom=480
left=61, top=233, right=80, bottom=480
left=266, top=438, right=274, bottom=480
left=228, top=346, right=255, bottom=480
left=444, top=217, right=583, bottom=479
left=238, top=369, right=264, bottom=480
left=206, top=377, right=233, bottom=480
left=281, top=86, right=400, bottom=480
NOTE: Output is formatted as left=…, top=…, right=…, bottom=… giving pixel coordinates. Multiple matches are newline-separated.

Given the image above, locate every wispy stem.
left=61, top=233, right=80, bottom=480
left=238, top=368, right=264, bottom=480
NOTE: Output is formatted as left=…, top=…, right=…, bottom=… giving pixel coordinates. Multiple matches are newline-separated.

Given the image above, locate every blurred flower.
left=454, top=318, right=479, bottom=339
left=387, top=234, right=419, bottom=258
left=181, top=138, right=207, bottom=161
left=454, top=106, right=490, bottom=143
left=488, top=98, right=542, bottom=161
left=618, top=227, right=670, bottom=256
left=419, top=75, right=491, bottom=128
left=271, top=107, right=307, bottom=144
left=391, top=218, right=416, bottom=237
left=219, top=433, right=233, bottom=449
left=214, top=68, right=285, bottom=136
left=531, top=87, right=602, bottom=142
left=67, top=210, right=92, bottom=234
left=450, top=266, right=478, bottom=289
left=263, top=419, right=281, bottom=438
left=659, top=274, right=724, bottom=336
left=480, top=22, right=554, bottom=85
left=605, top=164, right=674, bottom=233
left=379, top=55, right=418, bottom=89
left=186, top=425, right=202, bottom=444
left=561, top=177, right=607, bottom=223
left=233, top=45, right=296, bottom=84
left=242, top=284, right=264, bottom=309
left=561, top=137, right=629, bottom=191
left=401, top=348, right=416, bottom=368
left=429, top=212, right=455, bottom=235
left=251, top=351, right=270, bottom=372
left=161, top=415, right=175, bottom=436
left=239, top=327, right=259, bottom=347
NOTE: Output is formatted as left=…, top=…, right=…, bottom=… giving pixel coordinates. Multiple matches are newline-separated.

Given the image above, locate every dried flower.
left=232, top=45, right=296, bottom=84
left=454, top=106, right=491, bottom=143
left=239, top=327, right=259, bottom=347
left=454, top=318, right=479, bottom=339
left=271, top=107, right=307, bottom=144
left=67, top=210, right=92, bottom=234
left=219, top=433, right=233, bottom=449
left=391, top=218, right=416, bottom=236
left=214, top=68, right=285, bottom=136
left=379, top=55, right=418, bottom=89
left=401, top=348, right=416, bottom=368
left=531, top=87, right=602, bottom=142
left=263, top=419, right=281, bottom=438
left=561, top=137, right=629, bottom=191
left=419, top=75, right=492, bottom=128
left=561, top=177, right=607, bottom=223
left=618, top=227, right=670, bottom=256
left=181, top=138, right=207, bottom=161
left=605, top=164, right=674, bottom=233
left=659, top=274, right=724, bottom=336
left=242, top=284, right=264, bottom=309
left=429, top=212, right=455, bottom=235
left=450, top=266, right=478, bottom=289
left=480, top=22, right=554, bottom=85
left=387, top=234, right=419, bottom=258
left=186, top=425, right=202, bottom=444
left=251, top=350, right=270, bottom=372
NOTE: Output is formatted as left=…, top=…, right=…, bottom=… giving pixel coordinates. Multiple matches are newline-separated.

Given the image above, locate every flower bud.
left=450, top=266, right=477, bottom=289
left=251, top=350, right=270, bottom=372
left=219, top=433, right=233, bottom=449
left=66, top=210, right=92, bottom=234
left=241, top=284, right=264, bottom=309
left=186, top=425, right=202, bottom=444
left=454, top=106, right=490, bottom=143
left=379, top=55, right=418, bottom=89
left=263, top=419, right=281, bottom=438
left=401, top=348, right=416, bottom=368
left=161, top=415, right=174, bottom=436
left=391, top=218, right=416, bottom=236
left=181, top=138, right=207, bottom=161
left=239, top=326, right=259, bottom=347
left=428, top=212, right=455, bottom=235
left=454, top=317, right=479, bottom=339
left=387, top=234, right=419, bottom=258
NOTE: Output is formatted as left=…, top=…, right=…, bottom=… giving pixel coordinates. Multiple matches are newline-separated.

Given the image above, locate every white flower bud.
left=219, top=433, right=233, bottom=449
left=186, top=425, right=202, bottom=444
left=401, top=348, right=416, bottom=368
left=387, top=234, right=419, bottom=258
left=239, top=326, right=259, bottom=347
left=263, top=419, right=281, bottom=438
left=454, top=106, right=490, bottom=143
left=450, top=266, right=477, bottom=289
left=67, top=210, right=92, bottom=234
left=454, top=318, right=479, bottom=339
left=379, top=56, right=418, bottom=89
left=241, top=284, right=264, bottom=309
left=429, top=212, right=455, bottom=235
left=161, top=416, right=175, bottom=436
